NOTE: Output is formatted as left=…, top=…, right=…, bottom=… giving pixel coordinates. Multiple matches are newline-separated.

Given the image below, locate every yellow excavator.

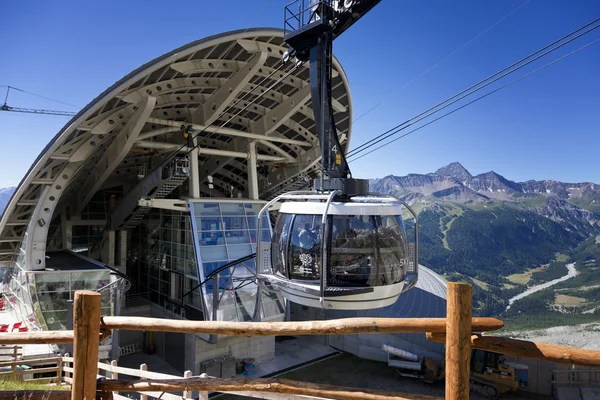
left=383, top=345, right=519, bottom=399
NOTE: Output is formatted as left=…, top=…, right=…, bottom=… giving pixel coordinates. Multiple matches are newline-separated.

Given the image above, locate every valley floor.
left=506, top=263, right=578, bottom=310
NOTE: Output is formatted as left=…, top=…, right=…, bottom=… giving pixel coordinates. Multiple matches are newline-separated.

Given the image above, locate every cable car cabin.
left=257, top=192, right=418, bottom=310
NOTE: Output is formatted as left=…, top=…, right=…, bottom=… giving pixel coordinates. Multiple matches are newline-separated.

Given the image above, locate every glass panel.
left=225, top=230, right=250, bottom=245
left=200, top=231, right=225, bottom=246
left=329, top=215, right=407, bottom=287
left=220, top=203, right=245, bottom=215
left=245, top=203, right=263, bottom=216
left=272, top=213, right=292, bottom=277
left=203, top=261, right=231, bottom=277
left=288, top=214, right=321, bottom=280
left=197, top=217, right=222, bottom=231
left=35, top=273, right=69, bottom=293
left=247, top=214, right=268, bottom=230
left=194, top=202, right=220, bottom=216
left=199, top=246, right=228, bottom=262
left=222, top=216, right=248, bottom=231
left=227, top=244, right=252, bottom=260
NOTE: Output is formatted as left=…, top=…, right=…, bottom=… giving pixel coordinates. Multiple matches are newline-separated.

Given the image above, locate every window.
left=328, top=215, right=407, bottom=287
left=289, top=215, right=321, bottom=280
left=271, top=213, right=292, bottom=277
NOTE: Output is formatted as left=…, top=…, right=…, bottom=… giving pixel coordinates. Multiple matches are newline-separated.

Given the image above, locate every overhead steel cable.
left=348, top=37, right=600, bottom=163
left=347, top=17, right=600, bottom=159
left=352, top=0, right=532, bottom=124
left=1, top=85, right=80, bottom=109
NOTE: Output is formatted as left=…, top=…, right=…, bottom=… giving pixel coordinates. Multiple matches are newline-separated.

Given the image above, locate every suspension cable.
left=347, top=17, right=600, bottom=159
left=352, top=0, right=532, bottom=124
left=348, top=37, right=600, bottom=163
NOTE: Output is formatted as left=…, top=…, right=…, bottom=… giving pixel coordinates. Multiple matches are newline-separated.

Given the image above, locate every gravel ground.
left=216, top=352, right=551, bottom=400
left=501, top=321, right=600, bottom=350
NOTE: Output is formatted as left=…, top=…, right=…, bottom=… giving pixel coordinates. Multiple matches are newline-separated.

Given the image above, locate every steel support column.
left=118, top=230, right=127, bottom=274
left=189, top=137, right=201, bottom=199
left=248, top=142, right=259, bottom=200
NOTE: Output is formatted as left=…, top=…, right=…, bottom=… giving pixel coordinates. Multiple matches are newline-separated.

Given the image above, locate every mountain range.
left=370, top=162, right=600, bottom=316
left=0, top=187, right=15, bottom=214
left=372, top=162, right=600, bottom=240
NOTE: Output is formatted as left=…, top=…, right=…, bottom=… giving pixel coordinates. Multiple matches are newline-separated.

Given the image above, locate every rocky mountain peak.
left=434, top=162, right=472, bottom=182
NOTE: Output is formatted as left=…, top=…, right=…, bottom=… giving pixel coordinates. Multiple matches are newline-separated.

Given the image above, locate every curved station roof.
left=0, top=28, right=353, bottom=263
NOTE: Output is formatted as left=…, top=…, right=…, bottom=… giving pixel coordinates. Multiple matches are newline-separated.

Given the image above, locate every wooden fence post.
left=110, top=360, right=118, bottom=379
left=446, top=282, right=472, bottom=400
left=11, top=346, right=17, bottom=380
left=57, top=355, right=63, bottom=383
left=64, top=353, right=70, bottom=382
left=71, top=290, right=102, bottom=400
left=183, top=370, right=192, bottom=399
left=140, top=363, right=148, bottom=400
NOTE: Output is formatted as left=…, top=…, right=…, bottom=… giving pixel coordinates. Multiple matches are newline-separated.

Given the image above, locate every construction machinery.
left=383, top=345, right=519, bottom=399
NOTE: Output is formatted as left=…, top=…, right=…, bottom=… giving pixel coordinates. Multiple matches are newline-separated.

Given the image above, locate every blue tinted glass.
left=227, top=244, right=252, bottom=259
left=220, top=203, right=245, bottom=215
left=222, top=216, right=248, bottom=230
left=193, top=203, right=220, bottom=216
left=203, top=261, right=230, bottom=276
left=199, top=245, right=228, bottom=262
left=225, top=230, right=250, bottom=245
left=245, top=203, right=264, bottom=216
left=200, top=231, right=224, bottom=246
left=198, top=217, right=222, bottom=231
left=261, top=229, right=271, bottom=241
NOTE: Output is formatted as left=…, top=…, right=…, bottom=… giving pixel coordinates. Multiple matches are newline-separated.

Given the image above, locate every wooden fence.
left=0, top=345, right=62, bottom=384
left=0, top=283, right=599, bottom=400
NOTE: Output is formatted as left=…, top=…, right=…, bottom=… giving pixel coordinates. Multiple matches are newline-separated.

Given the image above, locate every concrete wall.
left=504, top=355, right=555, bottom=397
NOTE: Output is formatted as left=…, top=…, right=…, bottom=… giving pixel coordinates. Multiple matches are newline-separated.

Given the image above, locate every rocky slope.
left=371, top=162, right=600, bottom=235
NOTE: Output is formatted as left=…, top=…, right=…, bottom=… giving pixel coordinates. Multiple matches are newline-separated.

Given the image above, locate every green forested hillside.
left=374, top=164, right=600, bottom=319
left=408, top=206, right=579, bottom=283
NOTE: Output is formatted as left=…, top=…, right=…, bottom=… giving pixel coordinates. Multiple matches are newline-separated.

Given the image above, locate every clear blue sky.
left=0, top=0, right=599, bottom=188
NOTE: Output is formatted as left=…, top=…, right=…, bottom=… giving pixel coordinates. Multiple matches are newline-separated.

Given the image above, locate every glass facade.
left=31, top=270, right=112, bottom=330
left=3, top=239, right=115, bottom=331
left=190, top=201, right=283, bottom=322
left=130, top=208, right=203, bottom=317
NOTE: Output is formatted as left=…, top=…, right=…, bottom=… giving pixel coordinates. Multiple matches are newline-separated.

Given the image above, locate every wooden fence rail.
left=427, top=332, right=600, bottom=367
left=0, top=283, right=600, bottom=400
left=99, top=315, right=504, bottom=336
left=96, top=377, right=441, bottom=400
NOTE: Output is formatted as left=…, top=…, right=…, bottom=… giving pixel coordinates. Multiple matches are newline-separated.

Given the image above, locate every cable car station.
left=0, top=2, right=447, bottom=377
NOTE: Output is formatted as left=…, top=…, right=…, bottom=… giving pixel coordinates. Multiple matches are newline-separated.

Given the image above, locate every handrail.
left=182, top=252, right=257, bottom=299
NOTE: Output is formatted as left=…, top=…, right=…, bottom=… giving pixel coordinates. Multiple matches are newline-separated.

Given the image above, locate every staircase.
left=111, top=158, right=190, bottom=231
